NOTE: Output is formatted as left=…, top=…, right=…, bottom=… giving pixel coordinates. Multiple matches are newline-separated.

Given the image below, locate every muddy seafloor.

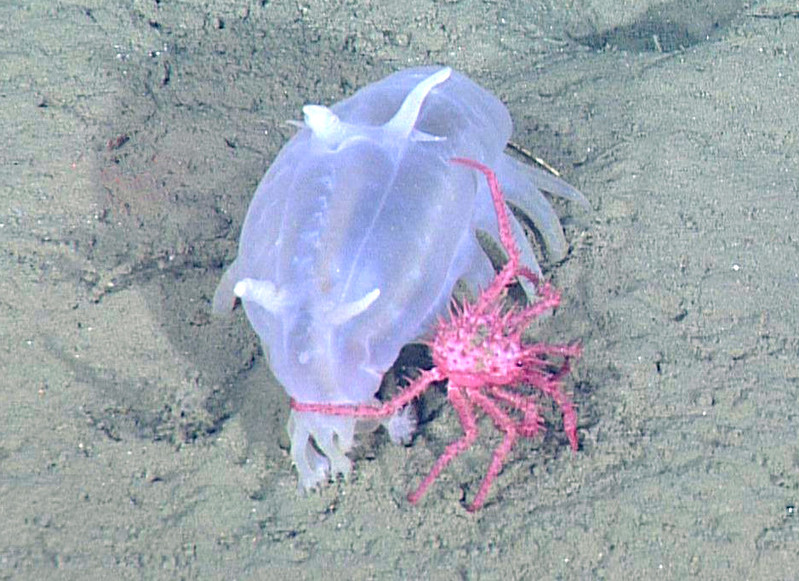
left=2, top=0, right=798, bottom=579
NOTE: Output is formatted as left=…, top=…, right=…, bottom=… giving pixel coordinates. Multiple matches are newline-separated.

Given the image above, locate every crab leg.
left=290, top=368, right=444, bottom=418
left=407, top=385, right=478, bottom=505
left=467, top=390, right=519, bottom=511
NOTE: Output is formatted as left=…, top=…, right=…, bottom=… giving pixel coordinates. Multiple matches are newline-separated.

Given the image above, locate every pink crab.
left=291, top=157, right=581, bottom=511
